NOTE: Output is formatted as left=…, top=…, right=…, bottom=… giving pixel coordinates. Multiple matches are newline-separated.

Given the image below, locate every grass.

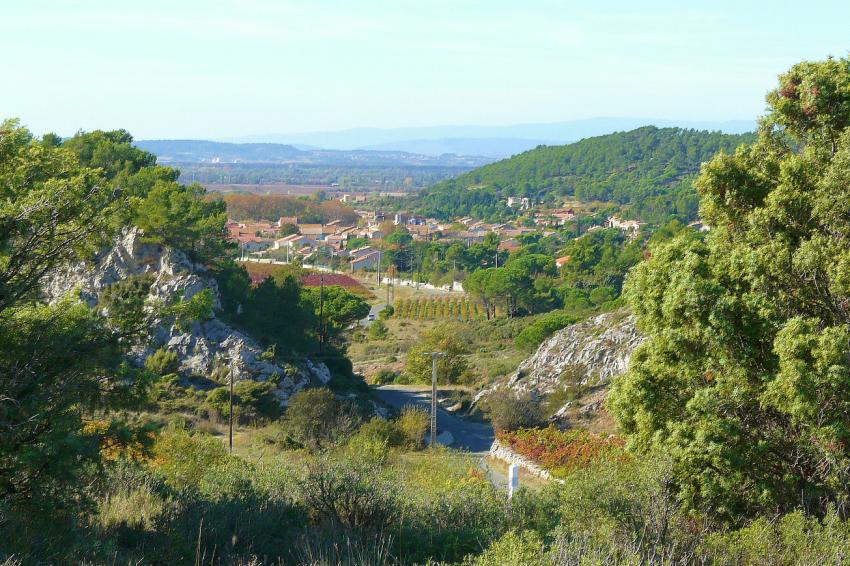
left=483, top=456, right=551, bottom=491
left=96, top=486, right=168, bottom=532
left=350, top=313, right=543, bottom=387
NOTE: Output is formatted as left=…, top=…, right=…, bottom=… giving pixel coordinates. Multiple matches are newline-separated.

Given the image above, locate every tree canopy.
left=608, top=56, right=850, bottom=521
left=411, top=127, right=754, bottom=222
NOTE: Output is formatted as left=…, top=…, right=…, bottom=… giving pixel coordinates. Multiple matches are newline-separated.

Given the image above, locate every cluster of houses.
left=227, top=201, right=685, bottom=272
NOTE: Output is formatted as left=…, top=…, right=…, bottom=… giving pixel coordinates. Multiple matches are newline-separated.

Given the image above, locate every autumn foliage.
left=497, top=426, right=624, bottom=478
left=214, top=193, right=359, bottom=224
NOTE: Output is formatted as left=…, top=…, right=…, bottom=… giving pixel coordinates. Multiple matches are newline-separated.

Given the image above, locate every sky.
left=2, top=0, right=848, bottom=139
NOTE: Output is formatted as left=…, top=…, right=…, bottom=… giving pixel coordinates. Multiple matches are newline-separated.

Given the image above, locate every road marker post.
left=508, top=464, right=519, bottom=499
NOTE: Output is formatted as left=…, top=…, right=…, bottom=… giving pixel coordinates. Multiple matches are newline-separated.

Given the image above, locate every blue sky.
left=2, top=0, right=848, bottom=138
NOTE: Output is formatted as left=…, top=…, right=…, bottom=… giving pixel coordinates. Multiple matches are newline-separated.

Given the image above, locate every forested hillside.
left=413, top=126, right=754, bottom=222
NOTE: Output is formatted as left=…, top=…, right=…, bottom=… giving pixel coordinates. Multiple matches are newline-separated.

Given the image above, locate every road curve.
left=372, top=386, right=494, bottom=453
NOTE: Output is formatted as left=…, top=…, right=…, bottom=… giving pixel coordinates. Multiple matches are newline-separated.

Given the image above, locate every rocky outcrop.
left=43, top=228, right=328, bottom=399
left=477, top=310, right=643, bottom=427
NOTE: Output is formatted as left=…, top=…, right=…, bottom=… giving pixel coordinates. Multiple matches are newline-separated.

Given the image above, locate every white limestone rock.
left=475, top=310, right=643, bottom=423
left=42, top=227, right=329, bottom=402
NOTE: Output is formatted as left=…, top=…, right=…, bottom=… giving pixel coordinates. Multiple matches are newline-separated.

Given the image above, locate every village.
left=225, top=193, right=671, bottom=274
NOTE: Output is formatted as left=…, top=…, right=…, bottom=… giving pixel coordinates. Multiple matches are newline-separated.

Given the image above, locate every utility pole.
left=318, top=273, right=325, bottom=355
left=228, top=360, right=234, bottom=454
left=423, top=352, right=444, bottom=446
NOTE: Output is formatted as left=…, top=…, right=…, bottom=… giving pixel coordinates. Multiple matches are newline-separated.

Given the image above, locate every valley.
left=3, top=5, right=850, bottom=560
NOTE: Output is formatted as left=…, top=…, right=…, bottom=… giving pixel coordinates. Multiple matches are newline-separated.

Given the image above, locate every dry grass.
left=96, top=487, right=168, bottom=532
left=484, top=456, right=551, bottom=491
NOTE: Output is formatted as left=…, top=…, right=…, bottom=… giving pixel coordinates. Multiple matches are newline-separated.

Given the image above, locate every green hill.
left=412, top=126, right=755, bottom=223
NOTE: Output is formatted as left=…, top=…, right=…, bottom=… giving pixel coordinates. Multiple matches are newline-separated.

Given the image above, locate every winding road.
left=372, top=385, right=494, bottom=453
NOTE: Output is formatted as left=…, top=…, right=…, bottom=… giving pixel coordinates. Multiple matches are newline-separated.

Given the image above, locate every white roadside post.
left=508, top=464, right=519, bottom=499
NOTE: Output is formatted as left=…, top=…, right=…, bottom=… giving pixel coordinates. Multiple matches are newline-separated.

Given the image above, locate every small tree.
left=367, top=319, right=388, bottom=340
left=485, top=390, right=544, bottom=432
left=144, top=347, right=180, bottom=375
left=283, top=388, right=354, bottom=449
left=397, top=406, right=429, bottom=449
left=405, top=325, right=469, bottom=384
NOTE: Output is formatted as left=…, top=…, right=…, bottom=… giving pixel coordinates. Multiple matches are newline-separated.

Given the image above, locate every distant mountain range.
left=219, top=117, right=756, bottom=158
left=133, top=139, right=494, bottom=168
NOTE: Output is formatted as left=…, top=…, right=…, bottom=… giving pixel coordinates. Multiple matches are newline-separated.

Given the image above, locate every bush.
left=300, top=456, right=398, bottom=533
left=588, top=285, right=616, bottom=306
left=514, top=311, right=576, bottom=351
left=367, top=318, right=388, bottom=340
left=466, top=529, right=544, bottom=566
left=205, top=380, right=282, bottom=423
left=497, top=426, right=624, bottom=478
left=396, top=406, right=429, bottom=450
left=700, top=509, right=850, bottom=565
left=283, top=387, right=359, bottom=449
left=484, top=390, right=544, bottom=432
left=152, top=424, right=229, bottom=490
left=351, top=417, right=406, bottom=448
left=372, top=368, right=398, bottom=385
left=143, top=347, right=180, bottom=375
left=234, top=380, right=282, bottom=421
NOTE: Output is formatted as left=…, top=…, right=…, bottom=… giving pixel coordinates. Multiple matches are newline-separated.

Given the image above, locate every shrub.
left=206, top=380, right=281, bottom=423
left=467, top=529, right=544, bottom=566
left=235, top=380, right=282, bottom=421
left=700, top=508, right=850, bottom=565
left=484, top=390, right=543, bottom=432
left=283, top=387, right=359, bottom=449
left=367, top=319, right=388, bottom=340
left=372, top=368, right=398, bottom=385
left=144, top=347, right=180, bottom=375
left=496, top=426, right=624, bottom=478
left=351, top=417, right=406, bottom=448
left=514, top=311, right=577, bottom=351
left=96, top=485, right=168, bottom=533
left=197, top=457, right=256, bottom=503
left=300, top=456, right=398, bottom=533
left=396, top=406, right=429, bottom=450
left=152, top=424, right=228, bottom=490
left=589, top=285, right=616, bottom=306
left=405, top=325, right=470, bottom=384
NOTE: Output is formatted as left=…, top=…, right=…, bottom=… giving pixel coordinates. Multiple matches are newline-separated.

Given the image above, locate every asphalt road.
left=372, top=386, right=494, bottom=453
left=359, top=303, right=387, bottom=327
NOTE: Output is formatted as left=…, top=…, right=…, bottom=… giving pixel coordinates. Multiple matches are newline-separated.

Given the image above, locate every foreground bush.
left=484, top=390, right=544, bottom=432
left=282, top=387, right=360, bottom=449
left=204, top=379, right=282, bottom=423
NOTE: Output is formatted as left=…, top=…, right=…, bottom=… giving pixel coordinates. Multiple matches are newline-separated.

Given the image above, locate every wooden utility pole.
left=228, top=361, right=234, bottom=454
left=318, top=273, right=325, bottom=355
left=424, top=352, right=444, bottom=446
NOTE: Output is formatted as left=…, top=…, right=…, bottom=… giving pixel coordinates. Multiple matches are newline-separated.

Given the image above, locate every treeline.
left=411, top=126, right=755, bottom=222
left=213, top=192, right=360, bottom=224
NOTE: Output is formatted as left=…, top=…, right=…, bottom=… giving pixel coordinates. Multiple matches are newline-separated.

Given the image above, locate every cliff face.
left=43, top=228, right=329, bottom=400
left=477, top=310, right=643, bottom=430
